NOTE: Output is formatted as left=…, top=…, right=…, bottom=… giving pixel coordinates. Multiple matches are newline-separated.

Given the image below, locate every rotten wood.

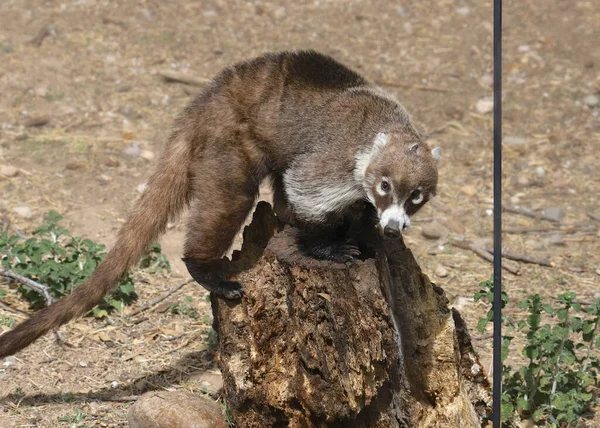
left=207, top=202, right=491, bottom=427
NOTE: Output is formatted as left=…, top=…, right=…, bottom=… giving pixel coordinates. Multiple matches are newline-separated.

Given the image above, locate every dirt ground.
left=0, top=0, right=598, bottom=426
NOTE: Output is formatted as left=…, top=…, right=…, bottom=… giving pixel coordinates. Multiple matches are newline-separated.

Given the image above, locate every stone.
left=136, top=183, right=147, bottom=194
left=99, top=174, right=112, bottom=183
left=139, top=150, right=155, bottom=161
left=460, top=184, right=477, bottom=197
left=128, top=391, right=228, bottom=428
left=504, top=136, right=527, bottom=146
left=583, top=94, right=599, bottom=107
left=0, top=166, right=19, bottom=177
left=542, top=207, right=564, bottom=222
left=13, top=205, right=33, bottom=219
left=65, top=161, right=84, bottom=170
left=455, top=6, right=471, bottom=15
left=123, top=144, right=141, bottom=157
left=535, top=166, right=546, bottom=179
left=421, top=222, right=446, bottom=240
left=434, top=263, right=449, bottom=278
left=103, top=157, right=120, bottom=167
left=475, top=98, right=494, bottom=114
left=23, top=116, right=50, bottom=127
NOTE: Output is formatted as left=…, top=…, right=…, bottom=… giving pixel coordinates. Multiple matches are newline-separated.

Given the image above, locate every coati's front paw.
left=310, top=242, right=361, bottom=263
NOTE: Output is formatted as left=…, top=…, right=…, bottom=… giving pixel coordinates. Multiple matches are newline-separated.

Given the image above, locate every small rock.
left=544, top=233, right=565, bottom=247
left=0, top=166, right=19, bottom=177
left=485, top=209, right=493, bottom=216
left=139, top=150, right=155, bottom=161
left=79, top=361, right=88, bottom=367
left=460, top=185, right=477, bottom=197
left=543, top=207, right=564, bottom=222
left=455, top=6, right=471, bottom=15
left=65, top=161, right=84, bottom=170
left=23, top=116, right=50, bottom=127
left=504, top=136, right=527, bottom=146
left=2, top=356, right=17, bottom=368
left=111, top=381, right=119, bottom=389
left=99, top=174, right=112, bottom=183
left=421, top=222, right=446, bottom=240
left=34, top=87, right=48, bottom=97
left=103, top=157, right=120, bottom=167
left=136, top=183, right=147, bottom=194
left=434, top=263, right=449, bottom=278
left=128, top=391, right=227, bottom=428
left=13, top=205, right=33, bottom=219
left=273, top=7, right=286, bottom=19
left=475, top=98, right=494, bottom=114
left=535, top=166, right=545, bottom=178
left=478, top=73, right=493, bottom=87
left=583, top=94, right=599, bottom=107
left=123, top=144, right=141, bottom=157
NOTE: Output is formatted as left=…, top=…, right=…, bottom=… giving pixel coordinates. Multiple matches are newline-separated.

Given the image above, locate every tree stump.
left=211, top=202, right=492, bottom=427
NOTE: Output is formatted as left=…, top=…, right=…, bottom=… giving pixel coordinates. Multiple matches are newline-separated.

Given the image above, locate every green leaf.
left=476, top=318, right=488, bottom=333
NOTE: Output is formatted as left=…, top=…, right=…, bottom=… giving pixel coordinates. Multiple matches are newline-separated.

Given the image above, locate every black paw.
left=215, top=281, right=245, bottom=300
left=310, top=242, right=361, bottom=263
left=182, top=257, right=244, bottom=300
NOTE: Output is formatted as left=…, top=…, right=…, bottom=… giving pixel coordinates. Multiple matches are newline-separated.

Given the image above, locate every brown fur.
left=0, top=50, right=439, bottom=358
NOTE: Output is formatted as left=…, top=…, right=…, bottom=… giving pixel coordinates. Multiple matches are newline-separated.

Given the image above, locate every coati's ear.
left=431, top=147, right=443, bottom=166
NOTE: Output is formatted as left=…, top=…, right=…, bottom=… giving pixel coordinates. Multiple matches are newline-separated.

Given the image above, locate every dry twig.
left=128, top=279, right=194, bottom=316
left=375, top=79, right=451, bottom=93
left=503, top=204, right=561, bottom=223
left=28, top=23, right=56, bottom=47
left=484, top=248, right=554, bottom=267
left=450, top=238, right=520, bottom=275
left=0, top=268, right=53, bottom=306
left=157, top=71, right=211, bottom=87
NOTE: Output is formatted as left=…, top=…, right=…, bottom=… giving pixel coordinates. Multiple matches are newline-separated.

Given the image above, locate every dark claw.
left=182, top=257, right=245, bottom=300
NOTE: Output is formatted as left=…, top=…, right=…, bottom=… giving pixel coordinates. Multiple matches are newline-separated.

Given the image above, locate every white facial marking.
left=353, top=132, right=388, bottom=183
left=411, top=188, right=424, bottom=205
left=379, top=203, right=411, bottom=231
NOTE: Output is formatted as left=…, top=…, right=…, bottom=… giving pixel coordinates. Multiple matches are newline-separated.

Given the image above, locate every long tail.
left=0, top=128, right=192, bottom=358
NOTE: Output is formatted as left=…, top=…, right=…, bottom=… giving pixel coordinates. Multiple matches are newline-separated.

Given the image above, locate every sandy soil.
left=0, top=0, right=598, bottom=426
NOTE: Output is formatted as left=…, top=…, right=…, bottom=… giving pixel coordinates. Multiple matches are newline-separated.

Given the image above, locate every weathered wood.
left=211, top=202, right=492, bottom=427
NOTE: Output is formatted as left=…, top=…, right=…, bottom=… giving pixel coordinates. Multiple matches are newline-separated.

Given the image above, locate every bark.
left=211, top=202, right=492, bottom=427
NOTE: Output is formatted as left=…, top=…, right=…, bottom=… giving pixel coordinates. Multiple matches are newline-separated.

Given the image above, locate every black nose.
left=384, top=220, right=401, bottom=238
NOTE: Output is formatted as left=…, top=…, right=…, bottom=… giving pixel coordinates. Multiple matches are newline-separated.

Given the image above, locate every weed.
left=475, top=278, right=600, bottom=426
left=0, top=211, right=169, bottom=318
left=58, top=408, right=88, bottom=428
left=169, top=296, right=199, bottom=319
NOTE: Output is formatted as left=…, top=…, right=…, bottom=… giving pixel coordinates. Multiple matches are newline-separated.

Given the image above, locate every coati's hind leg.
left=182, top=148, right=261, bottom=300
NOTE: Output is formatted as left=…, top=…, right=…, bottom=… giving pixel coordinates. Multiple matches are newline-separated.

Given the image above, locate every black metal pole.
left=493, top=0, right=503, bottom=425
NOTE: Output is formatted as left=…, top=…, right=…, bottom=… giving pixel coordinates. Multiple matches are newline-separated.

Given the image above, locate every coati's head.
left=359, top=131, right=442, bottom=238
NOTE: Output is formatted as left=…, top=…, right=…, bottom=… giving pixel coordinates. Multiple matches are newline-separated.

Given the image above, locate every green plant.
left=0, top=314, right=17, bottom=329
left=0, top=211, right=168, bottom=318
left=138, top=242, right=170, bottom=274
left=169, top=296, right=199, bottom=319
left=475, top=278, right=600, bottom=426
left=58, top=408, right=88, bottom=428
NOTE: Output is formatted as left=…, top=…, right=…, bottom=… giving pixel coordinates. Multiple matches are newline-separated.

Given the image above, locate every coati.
left=0, top=50, right=441, bottom=358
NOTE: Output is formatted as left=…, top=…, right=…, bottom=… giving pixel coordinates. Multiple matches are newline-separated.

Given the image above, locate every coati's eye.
left=410, top=189, right=424, bottom=204
left=380, top=180, right=390, bottom=192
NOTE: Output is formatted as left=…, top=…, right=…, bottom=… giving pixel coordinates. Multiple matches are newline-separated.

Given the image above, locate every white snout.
left=379, top=204, right=411, bottom=236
